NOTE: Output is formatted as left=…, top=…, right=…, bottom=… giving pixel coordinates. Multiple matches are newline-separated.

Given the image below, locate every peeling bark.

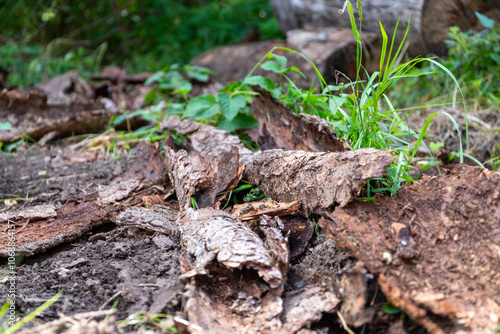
left=231, top=200, right=300, bottom=221
left=162, top=116, right=247, bottom=207
left=247, top=87, right=348, bottom=152
left=178, top=208, right=284, bottom=289
left=282, top=287, right=340, bottom=332
left=319, top=164, right=500, bottom=333
left=243, top=148, right=394, bottom=216
left=164, top=147, right=211, bottom=210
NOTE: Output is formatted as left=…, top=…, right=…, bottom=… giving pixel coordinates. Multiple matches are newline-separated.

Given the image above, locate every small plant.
left=0, top=292, right=63, bottom=334
left=117, top=311, right=181, bottom=333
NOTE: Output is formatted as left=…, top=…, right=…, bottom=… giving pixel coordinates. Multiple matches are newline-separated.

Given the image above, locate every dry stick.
left=98, top=291, right=123, bottom=311
left=337, top=311, right=356, bottom=334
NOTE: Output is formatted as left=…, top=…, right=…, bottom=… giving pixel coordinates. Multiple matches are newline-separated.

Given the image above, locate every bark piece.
left=248, top=87, right=348, bottom=152
left=181, top=212, right=290, bottom=334
left=282, top=287, right=340, bottom=332
left=178, top=208, right=284, bottom=289
left=243, top=148, right=394, bottom=216
left=162, top=115, right=248, bottom=207
left=165, top=147, right=211, bottom=210
left=114, top=206, right=179, bottom=236
left=319, top=164, right=500, bottom=334
left=161, top=115, right=253, bottom=162
left=231, top=200, right=300, bottom=221
left=338, top=262, right=375, bottom=327
left=0, top=143, right=171, bottom=256
left=281, top=216, right=315, bottom=259
left=0, top=204, right=57, bottom=222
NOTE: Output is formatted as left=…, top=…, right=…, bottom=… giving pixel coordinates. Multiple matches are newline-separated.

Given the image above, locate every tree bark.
left=271, top=0, right=500, bottom=56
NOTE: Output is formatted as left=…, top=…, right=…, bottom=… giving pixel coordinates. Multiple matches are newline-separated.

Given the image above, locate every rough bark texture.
left=162, top=115, right=246, bottom=207
left=247, top=86, right=348, bottom=152
left=282, top=287, right=340, bottom=332
left=319, top=164, right=500, bottom=333
left=164, top=147, right=210, bottom=210
left=0, top=142, right=171, bottom=256
left=178, top=208, right=285, bottom=289
left=231, top=200, right=300, bottom=221
left=243, top=148, right=394, bottom=216
left=271, top=0, right=499, bottom=56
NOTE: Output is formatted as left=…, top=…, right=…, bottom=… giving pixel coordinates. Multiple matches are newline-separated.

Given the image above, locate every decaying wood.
left=178, top=208, right=285, bottom=289
left=161, top=115, right=253, bottom=162
left=280, top=216, right=315, bottom=259
left=0, top=142, right=172, bottom=256
left=231, top=199, right=300, bottom=221
left=243, top=148, right=394, bottom=216
left=165, top=147, right=211, bottom=210
left=247, top=87, right=348, bottom=152
left=282, top=286, right=340, bottom=332
left=319, top=164, right=500, bottom=333
left=162, top=115, right=247, bottom=207
left=114, top=206, right=179, bottom=236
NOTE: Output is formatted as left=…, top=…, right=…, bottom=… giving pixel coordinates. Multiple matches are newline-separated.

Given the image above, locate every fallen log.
left=271, top=0, right=500, bottom=56
left=319, top=164, right=500, bottom=333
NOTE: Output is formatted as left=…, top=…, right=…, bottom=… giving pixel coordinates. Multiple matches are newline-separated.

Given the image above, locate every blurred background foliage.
left=0, top=0, right=285, bottom=87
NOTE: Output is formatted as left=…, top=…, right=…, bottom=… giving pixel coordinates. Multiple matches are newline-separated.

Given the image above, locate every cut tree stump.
left=271, top=0, right=500, bottom=56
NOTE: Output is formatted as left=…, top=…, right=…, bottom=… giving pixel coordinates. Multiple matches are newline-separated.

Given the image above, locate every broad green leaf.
left=0, top=121, right=12, bottom=130
left=243, top=75, right=276, bottom=92
left=475, top=11, right=495, bottom=29
left=218, top=93, right=246, bottom=121
left=145, top=71, right=165, bottom=85
left=144, top=90, right=157, bottom=105
left=184, top=95, right=219, bottom=119
left=261, top=60, right=282, bottom=73
left=270, top=53, right=287, bottom=67
left=217, top=113, right=259, bottom=132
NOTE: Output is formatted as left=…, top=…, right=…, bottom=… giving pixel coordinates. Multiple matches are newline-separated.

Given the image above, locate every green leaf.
left=144, top=90, right=157, bottom=105
left=183, top=95, right=219, bottom=119
left=261, top=60, right=282, bottom=73
left=475, top=11, right=495, bottom=29
left=244, top=75, right=276, bottom=92
left=382, top=302, right=402, bottom=315
left=218, top=93, right=247, bottom=121
left=217, top=113, right=259, bottom=132
left=0, top=121, right=12, bottom=130
left=269, top=53, right=287, bottom=67
left=145, top=71, right=165, bottom=86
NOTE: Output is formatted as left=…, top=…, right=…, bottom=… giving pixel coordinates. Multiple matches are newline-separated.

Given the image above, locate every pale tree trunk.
left=271, top=0, right=500, bottom=56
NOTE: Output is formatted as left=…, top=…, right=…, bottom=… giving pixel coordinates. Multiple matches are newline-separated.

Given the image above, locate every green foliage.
left=0, top=42, right=106, bottom=87
left=389, top=12, right=500, bottom=109
left=0, top=0, right=284, bottom=75
left=117, top=311, right=180, bottom=333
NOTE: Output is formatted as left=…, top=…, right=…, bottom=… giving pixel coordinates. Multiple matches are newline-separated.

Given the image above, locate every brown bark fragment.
left=231, top=199, right=300, bottom=221
left=161, top=115, right=253, bottom=160
left=282, top=287, right=340, bottom=332
left=280, top=216, right=315, bottom=259
left=319, top=164, right=500, bottom=333
left=162, top=116, right=247, bottom=207
left=178, top=208, right=284, bottom=289
left=0, top=204, right=57, bottom=222
left=114, top=206, right=179, bottom=236
left=243, top=148, right=394, bottom=216
left=247, top=87, right=348, bottom=152
left=164, top=147, right=211, bottom=210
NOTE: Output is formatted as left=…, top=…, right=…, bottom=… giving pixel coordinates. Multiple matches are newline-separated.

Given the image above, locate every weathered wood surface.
left=319, top=164, right=500, bottom=333
left=243, top=148, right=394, bottom=215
